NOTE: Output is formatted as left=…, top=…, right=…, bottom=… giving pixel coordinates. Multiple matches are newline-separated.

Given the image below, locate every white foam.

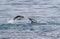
left=7, top=19, right=15, bottom=24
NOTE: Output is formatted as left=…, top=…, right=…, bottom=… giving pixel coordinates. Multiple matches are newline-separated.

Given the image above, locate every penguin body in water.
left=13, top=15, right=24, bottom=20
left=8, top=15, right=37, bottom=24
left=7, top=15, right=24, bottom=24
left=28, top=18, right=37, bottom=24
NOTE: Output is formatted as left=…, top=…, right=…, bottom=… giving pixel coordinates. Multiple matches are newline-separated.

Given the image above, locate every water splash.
left=7, top=19, right=15, bottom=24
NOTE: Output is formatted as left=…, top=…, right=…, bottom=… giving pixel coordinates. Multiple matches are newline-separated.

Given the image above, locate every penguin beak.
left=21, top=16, right=24, bottom=18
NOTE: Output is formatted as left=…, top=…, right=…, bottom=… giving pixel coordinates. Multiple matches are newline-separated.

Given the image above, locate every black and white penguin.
left=13, top=15, right=24, bottom=20
left=28, top=18, right=37, bottom=24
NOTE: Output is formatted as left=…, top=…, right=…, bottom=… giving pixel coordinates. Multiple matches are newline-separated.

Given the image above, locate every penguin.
left=28, top=18, right=37, bottom=24
left=13, top=15, right=24, bottom=20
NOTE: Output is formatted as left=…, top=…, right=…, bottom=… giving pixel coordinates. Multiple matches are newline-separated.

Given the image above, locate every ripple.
left=48, top=6, right=59, bottom=9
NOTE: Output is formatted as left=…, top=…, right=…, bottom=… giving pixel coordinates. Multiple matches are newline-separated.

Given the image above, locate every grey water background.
left=0, top=0, right=60, bottom=39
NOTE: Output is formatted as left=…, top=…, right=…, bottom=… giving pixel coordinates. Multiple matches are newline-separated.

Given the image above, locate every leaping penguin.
left=28, top=18, right=37, bottom=24
left=13, top=15, right=24, bottom=20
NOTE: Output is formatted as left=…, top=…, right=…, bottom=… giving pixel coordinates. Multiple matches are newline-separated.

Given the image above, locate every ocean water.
left=0, top=0, right=60, bottom=39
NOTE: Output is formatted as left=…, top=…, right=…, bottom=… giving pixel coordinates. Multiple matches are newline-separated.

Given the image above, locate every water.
left=0, top=0, right=60, bottom=39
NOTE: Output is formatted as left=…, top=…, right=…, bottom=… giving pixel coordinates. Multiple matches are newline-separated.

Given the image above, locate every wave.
left=1, top=21, right=60, bottom=26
